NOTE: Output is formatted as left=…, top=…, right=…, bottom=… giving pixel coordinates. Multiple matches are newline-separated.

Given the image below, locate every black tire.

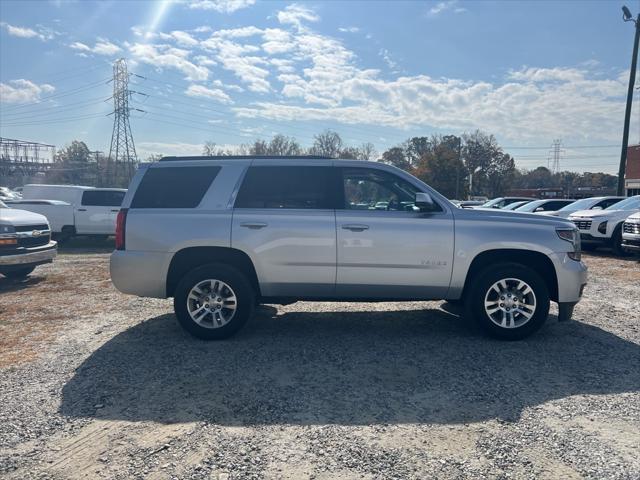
left=610, top=225, right=629, bottom=257
left=465, top=263, right=550, bottom=340
left=1, top=266, right=36, bottom=279
left=173, top=263, right=255, bottom=340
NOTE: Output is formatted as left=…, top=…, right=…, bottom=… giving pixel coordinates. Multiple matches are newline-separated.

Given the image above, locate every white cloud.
left=0, top=22, right=56, bottom=41
left=338, top=26, right=360, bottom=33
left=428, top=1, right=467, bottom=17
left=159, top=30, right=199, bottom=46
left=137, top=141, right=204, bottom=158
left=188, top=0, right=256, bottom=13
left=185, top=84, right=233, bottom=103
left=0, top=79, right=55, bottom=104
left=379, top=48, right=397, bottom=69
left=277, top=4, right=319, bottom=29
left=69, top=39, right=121, bottom=56
left=128, top=42, right=209, bottom=81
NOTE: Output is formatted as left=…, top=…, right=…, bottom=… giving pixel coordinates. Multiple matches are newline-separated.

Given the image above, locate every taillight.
left=115, top=208, right=128, bottom=250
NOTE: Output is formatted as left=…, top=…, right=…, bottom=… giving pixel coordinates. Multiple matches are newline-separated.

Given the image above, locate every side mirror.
left=591, top=206, right=603, bottom=210
left=535, top=207, right=544, bottom=212
left=415, top=192, right=435, bottom=210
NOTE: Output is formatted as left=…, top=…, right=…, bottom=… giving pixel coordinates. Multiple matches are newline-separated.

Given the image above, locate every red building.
left=626, top=144, right=640, bottom=196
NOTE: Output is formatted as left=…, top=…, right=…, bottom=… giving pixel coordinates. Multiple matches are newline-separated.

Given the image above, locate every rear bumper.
left=0, top=241, right=57, bottom=268
left=548, top=252, right=588, bottom=303
left=110, top=250, right=172, bottom=298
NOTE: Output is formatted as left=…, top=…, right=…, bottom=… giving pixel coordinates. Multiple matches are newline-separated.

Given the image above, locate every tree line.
left=42, top=131, right=617, bottom=197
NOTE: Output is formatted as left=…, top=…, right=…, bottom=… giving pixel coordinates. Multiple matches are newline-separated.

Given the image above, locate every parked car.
left=502, top=200, right=532, bottom=211
left=12, top=185, right=126, bottom=239
left=0, top=187, right=21, bottom=200
left=621, top=212, right=640, bottom=254
left=514, top=199, right=576, bottom=214
left=539, top=196, right=626, bottom=219
left=457, top=200, right=486, bottom=209
left=473, top=197, right=535, bottom=209
left=0, top=200, right=57, bottom=279
left=110, top=157, right=587, bottom=341
left=568, top=195, right=640, bottom=255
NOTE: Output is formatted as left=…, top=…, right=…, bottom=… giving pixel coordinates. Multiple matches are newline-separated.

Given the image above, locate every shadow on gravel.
left=60, top=307, right=640, bottom=426
left=0, top=275, right=46, bottom=294
left=57, top=236, right=114, bottom=254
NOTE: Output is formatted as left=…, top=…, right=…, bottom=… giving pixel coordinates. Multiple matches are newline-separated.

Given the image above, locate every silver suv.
left=110, top=156, right=587, bottom=340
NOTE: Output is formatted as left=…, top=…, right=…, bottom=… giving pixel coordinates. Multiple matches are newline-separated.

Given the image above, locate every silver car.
left=110, top=157, right=587, bottom=341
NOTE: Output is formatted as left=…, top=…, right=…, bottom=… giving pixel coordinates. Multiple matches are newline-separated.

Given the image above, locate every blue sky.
left=1, top=0, right=639, bottom=173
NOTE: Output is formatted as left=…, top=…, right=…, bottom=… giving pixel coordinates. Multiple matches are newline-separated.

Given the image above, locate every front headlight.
left=0, top=223, right=15, bottom=234
left=557, top=228, right=581, bottom=261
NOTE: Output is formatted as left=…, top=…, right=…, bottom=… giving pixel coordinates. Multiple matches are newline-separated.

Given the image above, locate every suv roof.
left=159, top=155, right=333, bottom=162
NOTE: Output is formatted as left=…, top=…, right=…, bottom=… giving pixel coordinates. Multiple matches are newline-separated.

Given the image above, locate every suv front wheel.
left=174, top=263, right=255, bottom=340
left=466, top=263, right=550, bottom=340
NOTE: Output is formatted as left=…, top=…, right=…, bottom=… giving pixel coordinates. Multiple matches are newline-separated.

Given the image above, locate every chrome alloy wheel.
left=484, top=278, right=537, bottom=329
left=187, top=279, right=237, bottom=329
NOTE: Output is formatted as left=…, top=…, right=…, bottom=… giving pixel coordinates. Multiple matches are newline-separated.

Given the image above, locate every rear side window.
left=131, top=166, right=220, bottom=208
left=82, top=190, right=126, bottom=207
left=235, top=166, right=335, bottom=209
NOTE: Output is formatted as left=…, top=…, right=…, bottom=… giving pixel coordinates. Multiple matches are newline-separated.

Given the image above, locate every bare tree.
left=310, top=130, right=343, bottom=158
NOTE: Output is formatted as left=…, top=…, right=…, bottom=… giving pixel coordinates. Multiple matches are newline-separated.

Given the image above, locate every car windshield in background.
left=480, top=198, right=502, bottom=208
left=558, top=198, right=595, bottom=211
left=515, top=200, right=546, bottom=212
left=606, top=196, right=640, bottom=211
left=0, top=200, right=7, bottom=208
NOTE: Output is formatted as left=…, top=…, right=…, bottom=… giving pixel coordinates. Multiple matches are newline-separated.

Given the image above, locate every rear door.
left=335, top=166, right=454, bottom=299
left=76, top=190, right=125, bottom=234
left=231, top=164, right=338, bottom=297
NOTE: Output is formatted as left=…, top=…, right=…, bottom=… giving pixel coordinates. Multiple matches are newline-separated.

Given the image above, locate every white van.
left=11, top=185, right=126, bottom=238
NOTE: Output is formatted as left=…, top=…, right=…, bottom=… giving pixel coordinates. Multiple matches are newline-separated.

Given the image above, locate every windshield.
left=606, top=196, right=640, bottom=211
left=558, top=197, right=597, bottom=211
left=515, top=200, right=546, bottom=212
left=481, top=198, right=504, bottom=208
left=0, top=200, right=7, bottom=208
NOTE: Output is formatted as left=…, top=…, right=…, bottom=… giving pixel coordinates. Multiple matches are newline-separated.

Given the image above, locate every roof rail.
left=158, top=155, right=333, bottom=162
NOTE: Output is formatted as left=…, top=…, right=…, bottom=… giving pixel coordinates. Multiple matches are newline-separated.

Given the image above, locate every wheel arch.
left=166, top=246, right=261, bottom=298
left=462, top=249, right=559, bottom=302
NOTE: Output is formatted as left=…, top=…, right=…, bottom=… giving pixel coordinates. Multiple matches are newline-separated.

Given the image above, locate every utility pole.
left=455, top=135, right=462, bottom=199
left=618, top=6, right=640, bottom=196
left=108, top=58, right=140, bottom=187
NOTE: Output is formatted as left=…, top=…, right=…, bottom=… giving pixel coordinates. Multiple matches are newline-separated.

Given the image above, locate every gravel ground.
left=0, top=243, right=639, bottom=479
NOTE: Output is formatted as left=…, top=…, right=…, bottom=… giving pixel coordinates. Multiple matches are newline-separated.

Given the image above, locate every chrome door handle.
left=342, top=224, right=369, bottom=232
left=240, top=222, right=268, bottom=229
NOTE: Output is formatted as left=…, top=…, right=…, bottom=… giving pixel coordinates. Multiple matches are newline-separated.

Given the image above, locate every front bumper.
left=547, top=252, right=588, bottom=303
left=621, top=232, right=640, bottom=252
left=0, top=241, right=57, bottom=267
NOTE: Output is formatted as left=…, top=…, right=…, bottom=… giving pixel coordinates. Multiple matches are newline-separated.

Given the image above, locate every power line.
left=0, top=78, right=110, bottom=112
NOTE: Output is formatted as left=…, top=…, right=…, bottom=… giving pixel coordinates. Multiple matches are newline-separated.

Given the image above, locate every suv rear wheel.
left=173, top=263, right=255, bottom=340
left=466, top=263, right=550, bottom=340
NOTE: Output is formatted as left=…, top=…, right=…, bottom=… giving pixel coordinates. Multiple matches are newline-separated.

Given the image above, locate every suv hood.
left=0, top=208, right=49, bottom=227
left=569, top=208, right=639, bottom=222
left=455, top=207, right=574, bottom=229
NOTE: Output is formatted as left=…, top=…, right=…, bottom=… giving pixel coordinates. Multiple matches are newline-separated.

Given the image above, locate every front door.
left=335, top=166, right=454, bottom=299
left=231, top=165, right=337, bottom=297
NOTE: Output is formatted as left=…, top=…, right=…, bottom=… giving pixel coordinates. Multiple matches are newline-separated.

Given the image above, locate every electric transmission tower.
left=547, top=139, right=563, bottom=174
left=108, top=58, right=139, bottom=186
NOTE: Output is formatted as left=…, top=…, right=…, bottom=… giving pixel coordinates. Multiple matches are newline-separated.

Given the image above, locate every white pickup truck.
left=6, top=185, right=126, bottom=239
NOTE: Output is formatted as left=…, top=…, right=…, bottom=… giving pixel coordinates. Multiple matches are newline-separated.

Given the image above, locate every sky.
left=1, top=0, right=640, bottom=173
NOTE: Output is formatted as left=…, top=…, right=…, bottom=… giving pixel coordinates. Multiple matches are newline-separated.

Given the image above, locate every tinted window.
left=340, top=167, right=440, bottom=212
left=131, top=166, right=220, bottom=209
left=235, top=166, right=335, bottom=209
left=545, top=200, right=572, bottom=210
left=82, top=190, right=126, bottom=207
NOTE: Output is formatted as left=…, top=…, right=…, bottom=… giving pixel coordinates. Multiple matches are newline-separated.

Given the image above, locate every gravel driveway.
left=0, top=245, right=639, bottom=479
